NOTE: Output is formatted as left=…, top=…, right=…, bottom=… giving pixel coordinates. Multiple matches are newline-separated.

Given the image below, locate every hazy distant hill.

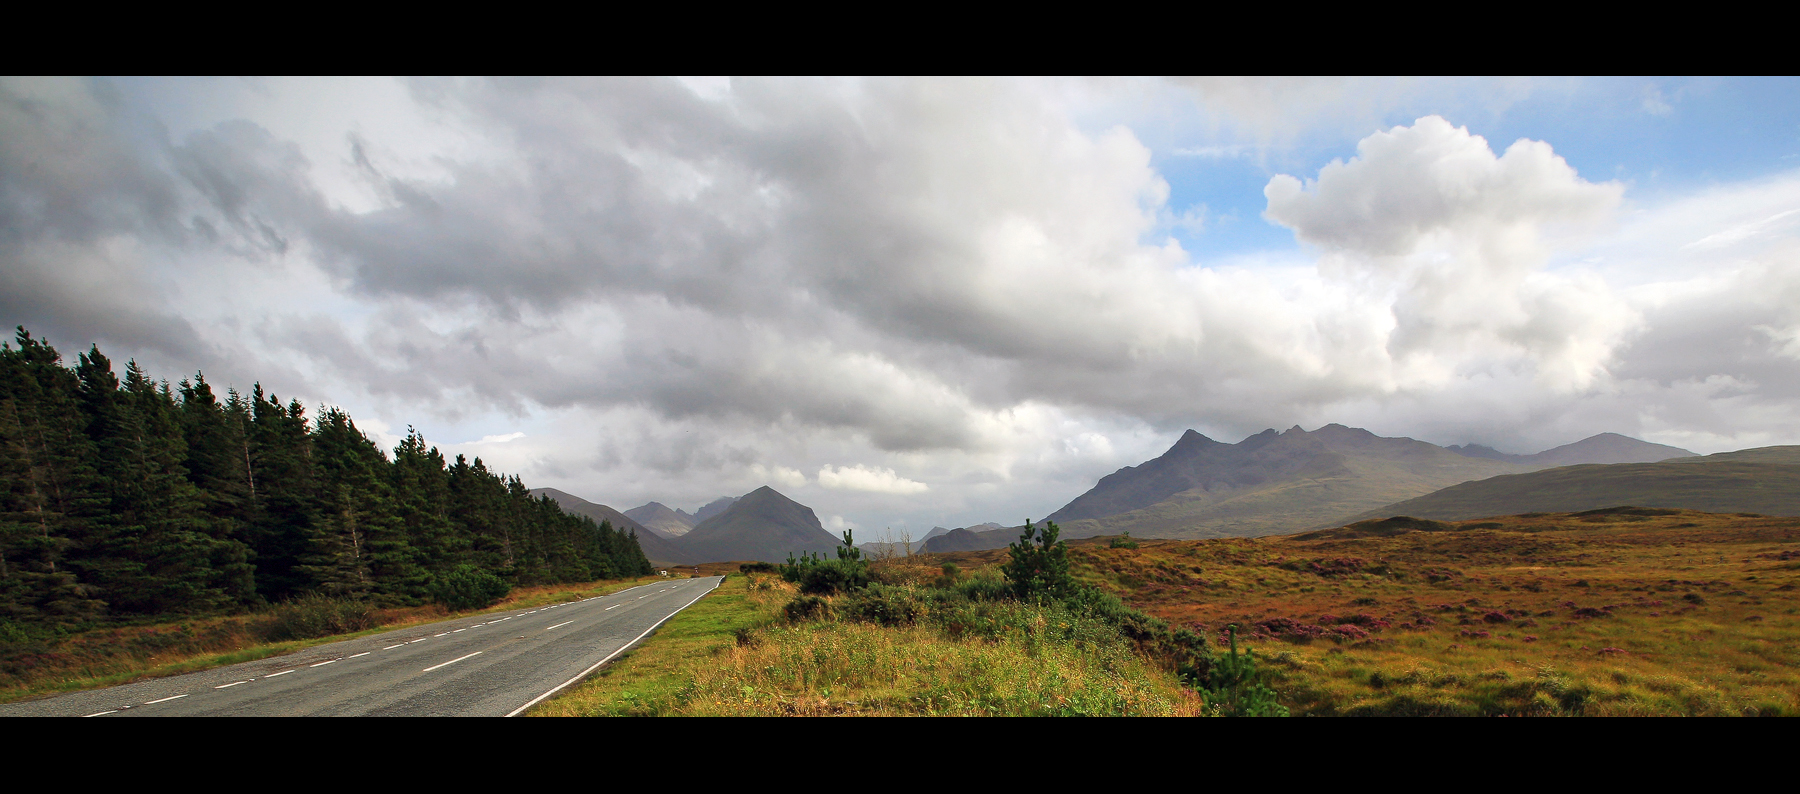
left=919, top=526, right=953, bottom=544
left=1042, top=424, right=1526, bottom=540
left=1447, top=433, right=1695, bottom=466
left=1360, top=449, right=1800, bottom=521
left=623, top=501, right=696, bottom=538
left=677, top=487, right=843, bottom=563
left=919, top=524, right=1019, bottom=553
left=1662, top=445, right=1800, bottom=465
left=693, top=496, right=740, bottom=524
left=531, top=488, right=696, bottom=566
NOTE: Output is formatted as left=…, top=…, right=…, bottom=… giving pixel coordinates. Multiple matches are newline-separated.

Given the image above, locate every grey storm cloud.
left=4, top=75, right=1800, bottom=526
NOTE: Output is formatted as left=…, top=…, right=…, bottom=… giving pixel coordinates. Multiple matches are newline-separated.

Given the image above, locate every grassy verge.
left=532, top=575, right=1203, bottom=716
left=0, top=575, right=669, bottom=704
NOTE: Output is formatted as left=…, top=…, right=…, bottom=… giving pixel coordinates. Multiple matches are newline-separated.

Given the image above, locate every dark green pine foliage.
left=392, top=429, right=461, bottom=590
left=0, top=330, right=105, bottom=621
left=244, top=388, right=320, bottom=602
left=0, top=327, right=654, bottom=626
left=302, top=408, right=404, bottom=600
left=174, top=376, right=259, bottom=605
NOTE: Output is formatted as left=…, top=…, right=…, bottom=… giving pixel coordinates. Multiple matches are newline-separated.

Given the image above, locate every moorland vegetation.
left=929, top=508, right=1799, bottom=716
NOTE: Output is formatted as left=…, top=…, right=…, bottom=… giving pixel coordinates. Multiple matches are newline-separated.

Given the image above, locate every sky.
left=4, top=76, right=1799, bottom=540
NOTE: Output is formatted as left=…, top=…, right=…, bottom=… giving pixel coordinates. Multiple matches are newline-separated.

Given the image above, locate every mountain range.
left=534, top=486, right=839, bottom=565
left=532, top=425, right=1790, bottom=564
left=923, top=425, right=1705, bottom=551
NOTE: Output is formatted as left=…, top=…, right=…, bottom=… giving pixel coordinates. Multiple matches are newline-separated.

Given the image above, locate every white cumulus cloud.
left=817, top=464, right=929, bottom=494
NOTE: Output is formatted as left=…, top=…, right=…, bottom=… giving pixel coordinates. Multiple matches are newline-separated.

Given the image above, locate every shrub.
left=783, top=595, right=831, bottom=622
left=934, top=563, right=961, bottom=589
left=1200, top=626, right=1288, bottom=717
left=841, top=583, right=925, bottom=627
left=954, top=570, right=1014, bottom=602
left=431, top=565, right=512, bottom=611
left=262, top=594, right=377, bottom=642
left=739, top=562, right=777, bottom=575
left=795, top=559, right=872, bottom=595
left=1108, top=532, right=1139, bottom=549
left=1003, top=519, right=1075, bottom=600
left=782, top=531, right=872, bottom=594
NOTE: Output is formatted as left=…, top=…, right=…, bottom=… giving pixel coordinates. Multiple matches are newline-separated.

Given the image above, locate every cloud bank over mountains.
left=2, top=76, right=1797, bottom=533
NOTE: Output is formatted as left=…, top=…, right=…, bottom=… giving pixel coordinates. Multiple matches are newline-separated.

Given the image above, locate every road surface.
left=0, top=576, right=721, bottom=717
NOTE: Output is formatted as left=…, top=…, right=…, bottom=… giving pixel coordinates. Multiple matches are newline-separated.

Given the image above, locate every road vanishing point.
left=0, top=576, right=722, bottom=717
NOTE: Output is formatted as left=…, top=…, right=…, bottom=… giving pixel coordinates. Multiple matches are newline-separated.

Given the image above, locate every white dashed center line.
left=347, top=652, right=370, bottom=659
left=383, top=644, right=405, bottom=650
left=83, top=710, right=119, bottom=717
left=606, top=605, right=620, bottom=610
left=422, top=652, right=483, bottom=673
left=144, top=694, right=188, bottom=704
left=545, top=621, right=573, bottom=631
left=266, top=670, right=296, bottom=677
left=215, top=681, right=250, bottom=689
left=311, top=660, right=338, bottom=667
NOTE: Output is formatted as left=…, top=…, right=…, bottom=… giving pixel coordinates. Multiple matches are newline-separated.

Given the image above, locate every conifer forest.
left=0, top=328, right=653, bottom=626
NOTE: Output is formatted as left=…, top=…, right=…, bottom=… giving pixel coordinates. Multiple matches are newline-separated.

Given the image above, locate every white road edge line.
left=145, top=694, right=188, bottom=704
left=505, top=577, right=721, bottom=717
left=545, top=621, right=574, bottom=630
left=422, top=651, right=483, bottom=673
left=215, top=681, right=250, bottom=689
left=266, top=669, right=296, bottom=677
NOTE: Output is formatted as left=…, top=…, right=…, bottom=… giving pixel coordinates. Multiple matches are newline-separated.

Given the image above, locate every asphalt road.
left=0, top=576, right=721, bottom=717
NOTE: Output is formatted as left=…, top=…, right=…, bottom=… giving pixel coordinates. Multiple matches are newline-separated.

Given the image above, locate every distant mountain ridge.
left=693, top=496, right=739, bottom=524
left=1447, top=433, right=1695, bottom=466
left=541, top=486, right=842, bottom=565
left=923, top=425, right=1706, bottom=551
left=1039, top=424, right=1526, bottom=541
left=530, top=488, right=696, bottom=566
left=622, top=501, right=696, bottom=538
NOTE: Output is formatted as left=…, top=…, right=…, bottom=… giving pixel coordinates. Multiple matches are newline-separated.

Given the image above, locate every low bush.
left=261, top=594, right=377, bottom=642
left=840, top=583, right=925, bottom=627
left=431, top=565, right=512, bottom=611
left=783, top=595, right=830, bottom=622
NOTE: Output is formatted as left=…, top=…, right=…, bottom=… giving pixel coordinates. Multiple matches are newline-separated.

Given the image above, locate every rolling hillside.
left=1353, top=451, right=1800, bottom=521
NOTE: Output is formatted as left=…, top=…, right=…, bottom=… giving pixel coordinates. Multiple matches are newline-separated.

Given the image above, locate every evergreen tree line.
left=0, top=328, right=652, bottom=625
